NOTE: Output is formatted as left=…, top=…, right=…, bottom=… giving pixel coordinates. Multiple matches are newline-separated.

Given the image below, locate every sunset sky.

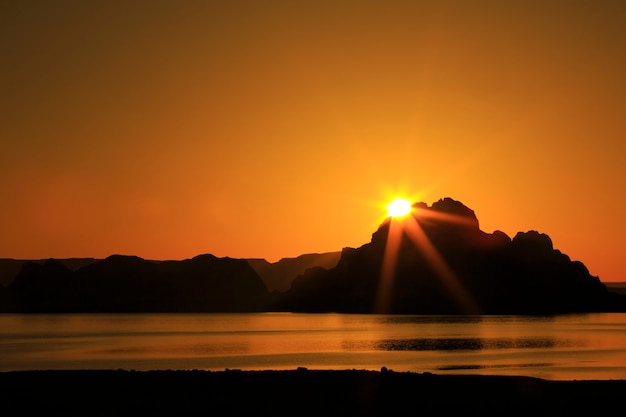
left=2, top=1, right=625, bottom=282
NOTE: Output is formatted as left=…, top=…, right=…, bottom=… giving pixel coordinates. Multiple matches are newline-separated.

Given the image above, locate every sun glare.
left=387, top=198, right=412, bottom=218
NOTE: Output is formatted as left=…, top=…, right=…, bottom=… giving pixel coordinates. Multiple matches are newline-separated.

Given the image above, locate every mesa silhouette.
left=1, top=198, right=624, bottom=314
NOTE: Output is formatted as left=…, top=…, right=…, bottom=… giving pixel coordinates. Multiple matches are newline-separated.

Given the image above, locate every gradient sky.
left=2, top=1, right=625, bottom=282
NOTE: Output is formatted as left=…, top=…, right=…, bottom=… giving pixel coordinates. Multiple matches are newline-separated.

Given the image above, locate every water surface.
left=2, top=313, right=625, bottom=380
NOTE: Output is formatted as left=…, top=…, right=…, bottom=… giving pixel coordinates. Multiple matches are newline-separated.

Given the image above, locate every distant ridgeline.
left=0, top=253, right=342, bottom=313
left=1, top=198, right=625, bottom=314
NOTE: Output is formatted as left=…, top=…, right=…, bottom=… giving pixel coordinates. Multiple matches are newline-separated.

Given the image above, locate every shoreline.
left=2, top=369, right=624, bottom=415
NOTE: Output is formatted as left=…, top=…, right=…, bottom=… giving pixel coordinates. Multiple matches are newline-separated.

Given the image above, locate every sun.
left=387, top=198, right=412, bottom=218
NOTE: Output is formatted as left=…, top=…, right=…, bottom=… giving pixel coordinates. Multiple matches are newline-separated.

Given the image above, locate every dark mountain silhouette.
left=247, top=252, right=341, bottom=292
left=3, top=254, right=268, bottom=313
left=0, top=254, right=342, bottom=295
left=0, top=258, right=99, bottom=286
left=1, top=197, right=625, bottom=314
left=273, top=198, right=626, bottom=314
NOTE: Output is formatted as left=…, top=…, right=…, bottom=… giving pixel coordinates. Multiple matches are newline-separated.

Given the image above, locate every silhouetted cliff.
left=274, top=198, right=625, bottom=314
left=3, top=255, right=269, bottom=313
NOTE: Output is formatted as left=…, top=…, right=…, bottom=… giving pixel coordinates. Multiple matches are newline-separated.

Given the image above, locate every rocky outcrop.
left=274, top=198, right=620, bottom=314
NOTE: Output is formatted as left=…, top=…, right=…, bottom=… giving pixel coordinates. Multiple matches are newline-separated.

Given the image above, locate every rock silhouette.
left=0, top=258, right=98, bottom=286
left=274, top=198, right=624, bottom=314
left=3, top=254, right=268, bottom=312
left=1, top=198, right=625, bottom=314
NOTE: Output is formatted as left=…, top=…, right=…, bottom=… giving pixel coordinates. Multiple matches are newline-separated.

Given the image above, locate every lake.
left=1, top=312, right=625, bottom=380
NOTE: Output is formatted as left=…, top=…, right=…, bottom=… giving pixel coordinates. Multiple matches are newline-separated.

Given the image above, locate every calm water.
left=1, top=313, right=626, bottom=380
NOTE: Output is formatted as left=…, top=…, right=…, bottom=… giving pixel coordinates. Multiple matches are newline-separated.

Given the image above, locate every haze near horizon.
left=2, top=1, right=625, bottom=281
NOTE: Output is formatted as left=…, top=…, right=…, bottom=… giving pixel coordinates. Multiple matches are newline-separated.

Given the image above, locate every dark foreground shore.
left=1, top=369, right=624, bottom=416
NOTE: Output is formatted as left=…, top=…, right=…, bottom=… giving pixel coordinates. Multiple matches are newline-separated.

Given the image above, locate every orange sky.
left=1, top=1, right=625, bottom=281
